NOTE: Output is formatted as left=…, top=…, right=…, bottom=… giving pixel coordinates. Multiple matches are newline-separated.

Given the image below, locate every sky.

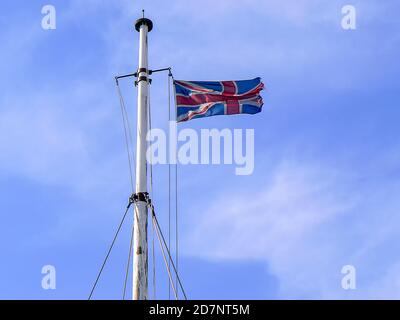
left=0, top=0, right=400, bottom=299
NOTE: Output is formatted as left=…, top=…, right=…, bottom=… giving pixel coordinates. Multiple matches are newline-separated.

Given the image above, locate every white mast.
left=132, top=14, right=153, bottom=300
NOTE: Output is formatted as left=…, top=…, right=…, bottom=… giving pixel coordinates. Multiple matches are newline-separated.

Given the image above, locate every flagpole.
left=132, top=14, right=153, bottom=300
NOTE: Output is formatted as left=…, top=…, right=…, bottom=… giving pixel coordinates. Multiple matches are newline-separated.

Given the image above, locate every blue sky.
left=1, top=0, right=400, bottom=299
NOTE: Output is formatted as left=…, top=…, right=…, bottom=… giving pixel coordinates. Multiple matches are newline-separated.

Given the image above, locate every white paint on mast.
left=133, top=14, right=153, bottom=300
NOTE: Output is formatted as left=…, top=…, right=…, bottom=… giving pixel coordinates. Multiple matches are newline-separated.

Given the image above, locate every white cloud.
left=183, top=159, right=400, bottom=298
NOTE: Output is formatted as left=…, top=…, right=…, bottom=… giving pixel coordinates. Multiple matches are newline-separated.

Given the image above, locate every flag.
left=174, top=78, right=265, bottom=123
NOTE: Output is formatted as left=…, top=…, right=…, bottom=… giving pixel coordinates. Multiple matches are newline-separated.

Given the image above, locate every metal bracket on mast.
left=129, top=192, right=151, bottom=206
left=115, top=67, right=172, bottom=86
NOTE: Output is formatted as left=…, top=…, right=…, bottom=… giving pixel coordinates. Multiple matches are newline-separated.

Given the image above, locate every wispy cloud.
left=184, top=157, right=400, bottom=298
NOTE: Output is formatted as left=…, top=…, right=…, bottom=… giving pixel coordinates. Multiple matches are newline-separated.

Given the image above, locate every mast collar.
left=135, top=18, right=153, bottom=32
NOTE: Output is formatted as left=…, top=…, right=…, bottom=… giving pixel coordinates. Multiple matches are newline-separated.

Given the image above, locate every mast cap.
left=135, top=18, right=153, bottom=32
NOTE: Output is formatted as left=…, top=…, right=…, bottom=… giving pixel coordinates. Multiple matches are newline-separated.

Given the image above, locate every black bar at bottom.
left=0, top=300, right=395, bottom=319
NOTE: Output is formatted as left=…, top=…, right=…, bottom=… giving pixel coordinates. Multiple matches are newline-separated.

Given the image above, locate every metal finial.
left=135, top=10, right=153, bottom=32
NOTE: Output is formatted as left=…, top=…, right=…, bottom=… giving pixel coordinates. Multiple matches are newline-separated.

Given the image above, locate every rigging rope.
left=88, top=200, right=133, bottom=300
left=116, top=81, right=136, bottom=192
left=152, top=210, right=156, bottom=300
left=107, top=68, right=184, bottom=301
left=122, top=219, right=135, bottom=300
left=116, top=79, right=138, bottom=300
left=166, top=70, right=179, bottom=299
left=168, top=71, right=172, bottom=300
left=172, top=71, right=179, bottom=296
left=152, top=213, right=178, bottom=300
left=148, top=81, right=157, bottom=300
left=150, top=203, right=187, bottom=300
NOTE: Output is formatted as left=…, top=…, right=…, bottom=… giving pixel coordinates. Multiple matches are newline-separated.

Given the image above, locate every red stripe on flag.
left=221, top=81, right=236, bottom=96
left=176, top=91, right=262, bottom=106
left=226, top=100, right=240, bottom=115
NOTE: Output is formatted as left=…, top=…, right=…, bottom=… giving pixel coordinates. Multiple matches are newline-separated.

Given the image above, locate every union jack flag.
left=174, top=78, right=265, bottom=123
